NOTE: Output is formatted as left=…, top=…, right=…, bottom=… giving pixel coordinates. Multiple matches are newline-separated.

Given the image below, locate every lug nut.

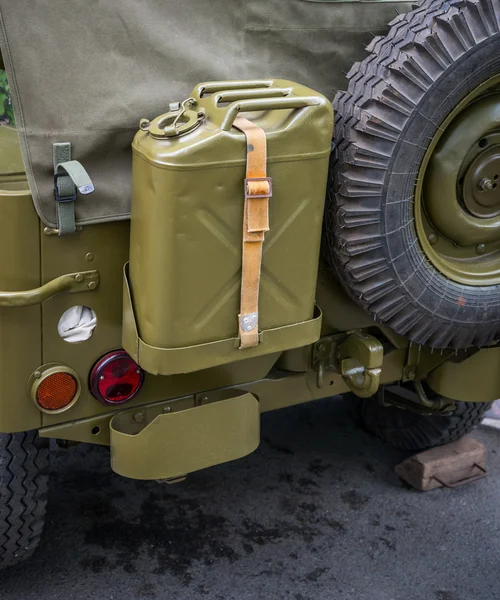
left=476, top=243, right=486, bottom=255
left=427, top=233, right=438, bottom=245
left=479, top=178, right=493, bottom=192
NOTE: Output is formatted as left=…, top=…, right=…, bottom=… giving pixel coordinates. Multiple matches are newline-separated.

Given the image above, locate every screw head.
left=75, top=273, right=83, bottom=283
left=476, top=243, right=486, bottom=255
left=85, top=252, right=94, bottom=262
left=88, top=281, right=97, bottom=290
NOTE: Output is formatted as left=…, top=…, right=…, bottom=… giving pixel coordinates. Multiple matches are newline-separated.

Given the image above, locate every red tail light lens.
left=90, top=350, right=144, bottom=405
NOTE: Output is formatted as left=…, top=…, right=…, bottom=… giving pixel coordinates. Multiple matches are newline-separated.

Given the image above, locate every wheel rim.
left=415, top=75, right=500, bottom=285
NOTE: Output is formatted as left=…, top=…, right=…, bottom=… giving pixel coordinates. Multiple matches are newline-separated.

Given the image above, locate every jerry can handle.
left=0, top=270, right=99, bottom=307
left=197, top=80, right=274, bottom=97
left=212, top=88, right=293, bottom=108
left=221, top=96, right=321, bottom=131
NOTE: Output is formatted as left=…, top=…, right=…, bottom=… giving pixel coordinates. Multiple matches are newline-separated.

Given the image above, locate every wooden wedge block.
left=395, top=437, right=487, bottom=491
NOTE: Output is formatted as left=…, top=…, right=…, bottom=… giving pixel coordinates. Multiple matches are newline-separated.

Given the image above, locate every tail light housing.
left=90, top=350, right=144, bottom=405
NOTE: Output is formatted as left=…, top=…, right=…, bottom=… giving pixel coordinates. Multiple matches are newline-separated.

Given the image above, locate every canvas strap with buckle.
left=233, top=116, right=272, bottom=349
left=53, top=142, right=94, bottom=235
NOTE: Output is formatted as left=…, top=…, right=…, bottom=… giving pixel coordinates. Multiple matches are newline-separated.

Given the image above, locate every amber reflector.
left=36, top=372, right=78, bottom=411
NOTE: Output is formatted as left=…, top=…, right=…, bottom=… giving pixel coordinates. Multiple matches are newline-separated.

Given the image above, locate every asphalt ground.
left=0, top=396, right=499, bottom=600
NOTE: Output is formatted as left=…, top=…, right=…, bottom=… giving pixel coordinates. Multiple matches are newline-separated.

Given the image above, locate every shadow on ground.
left=0, top=397, right=499, bottom=600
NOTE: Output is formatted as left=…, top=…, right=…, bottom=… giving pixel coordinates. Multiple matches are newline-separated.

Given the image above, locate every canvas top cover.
left=0, top=0, right=411, bottom=228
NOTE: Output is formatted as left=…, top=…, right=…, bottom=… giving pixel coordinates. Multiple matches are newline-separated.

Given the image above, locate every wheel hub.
left=462, top=140, right=500, bottom=218
left=415, top=76, right=500, bottom=285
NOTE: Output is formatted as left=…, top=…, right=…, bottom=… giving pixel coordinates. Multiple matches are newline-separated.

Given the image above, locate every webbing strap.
left=52, top=144, right=94, bottom=235
left=53, top=143, right=75, bottom=235
left=233, top=116, right=272, bottom=349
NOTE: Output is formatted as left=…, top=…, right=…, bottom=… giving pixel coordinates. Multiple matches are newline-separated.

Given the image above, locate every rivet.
left=427, top=232, right=438, bottom=245
left=34, top=371, right=42, bottom=379
left=133, top=412, right=144, bottom=423
left=476, top=244, right=486, bottom=255
left=163, top=406, right=172, bottom=413
left=88, top=281, right=97, bottom=290
left=75, top=273, right=83, bottom=283
left=85, top=252, right=94, bottom=262
left=100, top=375, right=105, bottom=380
left=76, top=225, right=83, bottom=232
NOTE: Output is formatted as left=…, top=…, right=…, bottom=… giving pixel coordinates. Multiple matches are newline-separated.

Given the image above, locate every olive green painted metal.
left=39, top=217, right=283, bottom=429
left=126, top=80, right=333, bottom=375
left=39, top=345, right=409, bottom=449
left=427, top=347, right=500, bottom=403
left=0, top=270, right=99, bottom=307
left=337, top=332, right=383, bottom=398
left=110, top=392, right=260, bottom=480
left=402, top=342, right=453, bottom=384
left=124, top=264, right=323, bottom=375
left=416, top=75, right=500, bottom=285
left=0, top=177, right=42, bottom=432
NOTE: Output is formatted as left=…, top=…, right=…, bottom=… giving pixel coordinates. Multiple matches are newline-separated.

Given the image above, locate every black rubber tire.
left=325, top=0, right=500, bottom=349
left=350, top=391, right=491, bottom=451
left=0, top=431, right=49, bottom=570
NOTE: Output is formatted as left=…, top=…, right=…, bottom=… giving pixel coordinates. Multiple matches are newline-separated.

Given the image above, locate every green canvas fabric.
left=0, top=0, right=411, bottom=227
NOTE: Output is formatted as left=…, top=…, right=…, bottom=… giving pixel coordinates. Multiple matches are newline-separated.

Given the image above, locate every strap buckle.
left=53, top=173, right=77, bottom=203
left=244, top=176, right=273, bottom=199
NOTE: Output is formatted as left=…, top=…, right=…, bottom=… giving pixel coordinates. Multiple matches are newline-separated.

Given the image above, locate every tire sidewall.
left=385, top=35, right=500, bottom=329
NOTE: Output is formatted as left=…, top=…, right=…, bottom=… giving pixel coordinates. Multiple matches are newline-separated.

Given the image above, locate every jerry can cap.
left=140, top=98, right=205, bottom=139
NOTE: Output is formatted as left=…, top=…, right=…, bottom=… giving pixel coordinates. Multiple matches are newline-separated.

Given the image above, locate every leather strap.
left=233, top=116, right=272, bottom=349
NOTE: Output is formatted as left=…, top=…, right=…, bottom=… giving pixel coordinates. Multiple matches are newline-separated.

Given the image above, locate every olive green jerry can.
left=124, top=80, right=333, bottom=375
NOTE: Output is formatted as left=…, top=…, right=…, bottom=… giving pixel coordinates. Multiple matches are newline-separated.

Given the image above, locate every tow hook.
left=336, top=332, right=383, bottom=398
left=312, top=331, right=383, bottom=397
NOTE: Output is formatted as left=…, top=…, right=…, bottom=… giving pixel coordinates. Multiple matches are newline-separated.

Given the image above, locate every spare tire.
left=326, top=0, right=500, bottom=349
